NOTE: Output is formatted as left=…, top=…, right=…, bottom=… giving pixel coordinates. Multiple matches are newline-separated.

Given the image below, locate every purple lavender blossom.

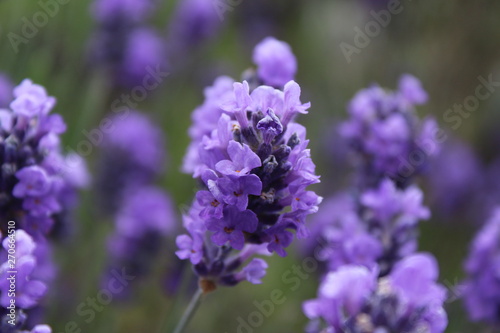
left=114, top=186, right=175, bottom=238
left=183, top=76, right=235, bottom=176
left=340, top=74, right=439, bottom=188
left=96, top=111, right=166, bottom=214
left=304, top=253, right=447, bottom=333
left=90, top=0, right=166, bottom=88
left=177, top=39, right=321, bottom=290
left=0, top=79, right=79, bottom=333
left=97, top=110, right=178, bottom=299
left=253, top=37, right=297, bottom=88
left=105, top=185, right=176, bottom=298
left=167, top=0, right=222, bottom=54
left=462, top=208, right=500, bottom=324
left=304, top=74, right=446, bottom=333
left=237, top=258, right=268, bottom=284
left=307, top=195, right=383, bottom=272
left=119, top=28, right=166, bottom=87
left=0, top=230, right=47, bottom=309
left=0, top=79, right=85, bottom=241
left=309, top=178, right=429, bottom=276
left=427, top=138, right=484, bottom=220
left=0, top=74, right=13, bottom=108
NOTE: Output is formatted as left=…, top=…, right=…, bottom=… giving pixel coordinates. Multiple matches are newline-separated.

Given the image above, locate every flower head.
left=340, top=75, right=438, bottom=187
left=96, top=111, right=166, bottom=215
left=0, top=79, right=86, bottom=241
left=89, top=0, right=166, bottom=88
left=462, top=208, right=500, bottom=324
left=253, top=37, right=297, bottom=88
left=304, top=254, right=447, bottom=333
left=177, top=38, right=321, bottom=289
left=0, top=230, right=47, bottom=309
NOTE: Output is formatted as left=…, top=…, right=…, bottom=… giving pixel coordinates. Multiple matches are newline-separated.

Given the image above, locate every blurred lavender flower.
left=304, top=253, right=448, bottom=333
left=304, top=75, right=446, bottom=332
left=167, top=0, right=222, bottom=58
left=105, top=186, right=175, bottom=297
left=95, top=110, right=178, bottom=297
left=307, top=76, right=435, bottom=276
left=340, top=74, right=439, bottom=188
left=253, top=37, right=297, bottom=88
left=427, top=138, right=484, bottom=220
left=89, top=0, right=166, bottom=87
left=480, top=158, right=500, bottom=221
left=0, top=79, right=87, bottom=333
left=177, top=38, right=321, bottom=291
left=0, top=230, right=52, bottom=332
left=119, top=28, right=166, bottom=87
left=307, top=194, right=382, bottom=272
left=462, top=208, right=500, bottom=324
left=0, top=79, right=86, bottom=240
left=0, top=74, right=13, bottom=108
left=95, top=111, right=165, bottom=214
left=310, top=179, right=429, bottom=276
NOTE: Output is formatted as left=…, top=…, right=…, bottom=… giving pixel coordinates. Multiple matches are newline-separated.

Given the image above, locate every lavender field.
left=0, top=1, right=499, bottom=332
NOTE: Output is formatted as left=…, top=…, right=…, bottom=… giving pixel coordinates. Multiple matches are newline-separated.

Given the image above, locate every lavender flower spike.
left=304, top=253, right=447, bottom=333
left=462, top=207, right=500, bottom=324
left=0, top=79, right=86, bottom=240
left=0, top=79, right=87, bottom=333
left=177, top=38, right=321, bottom=291
left=0, top=230, right=51, bottom=332
left=340, top=74, right=439, bottom=187
left=253, top=37, right=297, bottom=88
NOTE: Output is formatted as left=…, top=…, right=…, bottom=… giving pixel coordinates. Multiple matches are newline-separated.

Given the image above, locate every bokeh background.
left=1, top=0, right=500, bottom=332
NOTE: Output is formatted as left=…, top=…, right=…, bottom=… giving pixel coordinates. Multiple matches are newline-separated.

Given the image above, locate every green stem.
left=172, top=288, right=203, bottom=333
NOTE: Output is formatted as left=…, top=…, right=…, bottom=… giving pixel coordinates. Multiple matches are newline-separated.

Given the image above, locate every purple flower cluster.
left=462, top=208, right=500, bottom=324
left=0, top=231, right=46, bottom=309
left=177, top=38, right=321, bottom=289
left=308, top=76, right=436, bottom=275
left=90, top=0, right=166, bottom=87
left=0, top=79, right=86, bottom=333
left=426, top=138, right=484, bottom=220
left=253, top=37, right=297, bottom=88
left=304, top=254, right=448, bottom=333
left=303, top=75, right=446, bottom=332
left=167, top=0, right=222, bottom=55
left=96, top=111, right=166, bottom=214
left=340, top=74, right=439, bottom=188
left=311, top=179, right=429, bottom=275
left=183, top=37, right=299, bottom=175
left=0, top=79, right=87, bottom=240
left=97, top=111, right=176, bottom=294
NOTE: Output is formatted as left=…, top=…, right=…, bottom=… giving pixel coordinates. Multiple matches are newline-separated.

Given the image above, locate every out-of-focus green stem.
left=172, top=288, right=203, bottom=333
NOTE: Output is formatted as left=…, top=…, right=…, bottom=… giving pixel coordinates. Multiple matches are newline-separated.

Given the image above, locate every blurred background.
left=1, top=0, right=500, bottom=332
